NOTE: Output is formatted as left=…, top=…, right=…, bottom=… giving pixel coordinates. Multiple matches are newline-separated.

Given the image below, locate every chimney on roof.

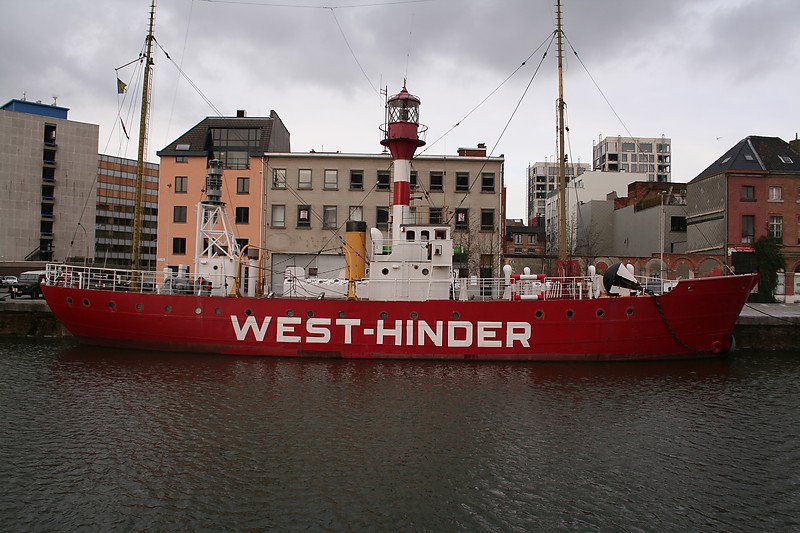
left=236, top=109, right=247, bottom=118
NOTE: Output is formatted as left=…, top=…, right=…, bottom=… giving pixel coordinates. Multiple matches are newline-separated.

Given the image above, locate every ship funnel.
left=344, top=220, right=367, bottom=300
left=205, top=159, right=224, bottom=204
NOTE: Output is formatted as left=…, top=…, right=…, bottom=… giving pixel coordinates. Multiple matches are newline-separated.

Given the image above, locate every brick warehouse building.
left=687, top=136, right=800, bottom=301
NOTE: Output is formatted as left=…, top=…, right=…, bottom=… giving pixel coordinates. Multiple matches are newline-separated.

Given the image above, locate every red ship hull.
left=42, top=274, right=757, bottom=362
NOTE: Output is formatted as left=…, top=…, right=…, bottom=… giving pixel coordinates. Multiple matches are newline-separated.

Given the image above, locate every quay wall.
left=0, top=299, right=797, bottom=352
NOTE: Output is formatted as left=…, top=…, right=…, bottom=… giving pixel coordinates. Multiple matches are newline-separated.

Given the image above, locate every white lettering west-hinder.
left=230, top=315, right=531, bottom=348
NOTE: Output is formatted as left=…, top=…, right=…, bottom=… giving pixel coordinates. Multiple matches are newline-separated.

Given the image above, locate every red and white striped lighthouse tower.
left=380, top=84, right=426, bottom=239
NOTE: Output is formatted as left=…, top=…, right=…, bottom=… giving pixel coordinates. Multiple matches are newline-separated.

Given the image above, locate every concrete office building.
left=0, top=99, right=98, bottom=262
left=526, top=161, right=589, bottom=220
left=593, top=135, right=672, bottom=182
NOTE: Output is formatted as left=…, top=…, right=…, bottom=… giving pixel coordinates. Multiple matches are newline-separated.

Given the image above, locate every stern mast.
left=556, top=0, right=568, bottom=261
left=131, top=0, right=156, bottom=270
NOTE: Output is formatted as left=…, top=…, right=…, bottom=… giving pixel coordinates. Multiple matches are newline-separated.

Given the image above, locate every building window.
left=639, top=143, right=653, bottom=153
left=376, top=207, right=389, bottom=231
left=740, top=185, right=755, bottom=201
left=236, top=238, right=249, bottom=251
left=377, top=170, right=390, bottom=191
left=297, top=205, right=311, bottom=228
left=298, top=169, right=312, bottom=190
left=235, top=206, right=249, bottom=224
left=768, top=186, right=782, bottom=202
left=514, top=234, right=522, bottom=244
left=237, top=177, right=250, bottom=194
left=349, top=205, right=363, bottom=221
left=741, top=215, right=754, bottom=244
left=429, top=207, right=443, bottom=225
left=429, top=171, right=444, bottom=192
left=173, top=205, right=187, bottom=223
left=769, top=215, right=783, bottom=243
left=481, top=209, right=495, bottom=231
left=272, top=168, right=286, bottom=189
left=480, top=254, right=493, bottom=279
left=174, top=176, right=187, bottom=193
left=271, top=205, right=285, bottom=228
left=528, top=234, right=537, bottom=245
left=350, top=170, right=363, bottom=190
left=324, top=169, right=338, bottom=190
left=481, top=172, right=495, bottom=193
left=455, top=208, right=469, bottom=230
left=175, top=156, right=188, bottom=164
left=323, top=205, right=337, bottom=229
left=172, top=237, right=186, bottom=255
left=456, top=172, right=469, bottom=192
left=670, top=216, right=687, bottom=232
left=778, top=155, right=794, bottom=164
left=410, top=171, right=418, bottom=190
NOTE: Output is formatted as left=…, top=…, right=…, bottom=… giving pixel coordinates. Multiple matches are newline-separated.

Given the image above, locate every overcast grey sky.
left=2, top=0, right=798, bottom=218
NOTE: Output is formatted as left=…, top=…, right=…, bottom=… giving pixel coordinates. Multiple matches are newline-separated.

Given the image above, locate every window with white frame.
left=769, top=215, right=783, bottom=243
left=768, top=186, right=782, bottom=202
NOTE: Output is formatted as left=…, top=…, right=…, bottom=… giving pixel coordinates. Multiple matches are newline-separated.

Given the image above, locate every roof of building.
left=157, top=111, right=290, bottom=157
left=1, top=99, right=69, bottom=120
left=691, top=136, right=800, bottom=182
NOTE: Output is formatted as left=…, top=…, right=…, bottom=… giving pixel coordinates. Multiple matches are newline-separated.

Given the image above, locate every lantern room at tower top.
left=380, top=84, right=427, bottom=161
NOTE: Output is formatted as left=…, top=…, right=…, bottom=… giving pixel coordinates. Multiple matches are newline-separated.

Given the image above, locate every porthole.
left=82, top=299, right=90, bottom=307
left=66, top=297, right=73, bottom=305
left=382, top=268, right=389, bottom=275
left=195, top=307, right=202, bottom=315
left=596, top=309, right=605, bottom=318
left=108, top=301, right=116, bottom=310
left=164, top=305, right=172, bottom=313
left=214, top=308, right=222, bottom=316
left=286, top=310, right=294, bottom=317
left=421, top=268, right=429, bottom=276
left=380, top=311, right=388, bottom=320
left=410, top=312, right=418, bottom=320
left=338, top=311, right=345, bottom=318
left=535, top=310, right=544, bottom=319
left=566, top=309, right=574, bottom=318
left=245, top=309, right=253, bottom=316
left=452, top=312, right=460, bottom=320
left=307, top=310, right=314, bottom=318
left=626, top=307, right=634, bottom=316
left=135, top=303, right=143, bottom=312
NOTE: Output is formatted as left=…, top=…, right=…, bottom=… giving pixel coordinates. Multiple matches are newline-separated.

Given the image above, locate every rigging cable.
left=416, top=31, right=555, bottom=158
left=165, top=0, right=196, bottom=143
left=446, top=31, right=556, bottom=222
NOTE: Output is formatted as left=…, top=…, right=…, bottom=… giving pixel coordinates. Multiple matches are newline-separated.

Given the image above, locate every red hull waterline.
left=43, top=274, right=757, bottom=362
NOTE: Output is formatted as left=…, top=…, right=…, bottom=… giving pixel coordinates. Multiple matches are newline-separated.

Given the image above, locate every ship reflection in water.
left=1, top=339, right=798, bottom=531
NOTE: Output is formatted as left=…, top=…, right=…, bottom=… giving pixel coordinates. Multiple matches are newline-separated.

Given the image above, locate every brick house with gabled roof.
left=686, top=135, right=800, bottom=300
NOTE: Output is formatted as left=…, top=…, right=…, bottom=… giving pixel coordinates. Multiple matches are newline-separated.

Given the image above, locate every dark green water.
left=1, top=339, right=798, bottom=531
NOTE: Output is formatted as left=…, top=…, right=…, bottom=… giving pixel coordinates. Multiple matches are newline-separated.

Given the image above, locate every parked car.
left=10, top=270, right=46, bottom=299
left=1, top=276, right=18, bottom=288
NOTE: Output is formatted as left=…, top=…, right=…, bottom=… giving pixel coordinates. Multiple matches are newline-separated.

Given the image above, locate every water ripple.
left=1, top=339, right=798, bottom=531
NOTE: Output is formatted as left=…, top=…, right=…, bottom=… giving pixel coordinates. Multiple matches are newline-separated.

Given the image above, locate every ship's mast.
left=131, top=0, right=156, bottom=270
left=556, top=0, right=567, bottom=261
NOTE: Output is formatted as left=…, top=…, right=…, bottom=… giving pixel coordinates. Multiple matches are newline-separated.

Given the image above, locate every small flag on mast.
left=116, top=77, right=127, bottom=94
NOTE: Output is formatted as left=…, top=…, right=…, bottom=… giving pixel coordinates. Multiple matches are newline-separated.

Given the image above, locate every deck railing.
left=45, top=263, right=674, bottom=301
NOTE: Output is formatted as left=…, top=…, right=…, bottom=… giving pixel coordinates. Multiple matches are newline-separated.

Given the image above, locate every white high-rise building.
left=526, top=161, right=589, bottom=221
left=592, top=135, right=671, bottom=182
